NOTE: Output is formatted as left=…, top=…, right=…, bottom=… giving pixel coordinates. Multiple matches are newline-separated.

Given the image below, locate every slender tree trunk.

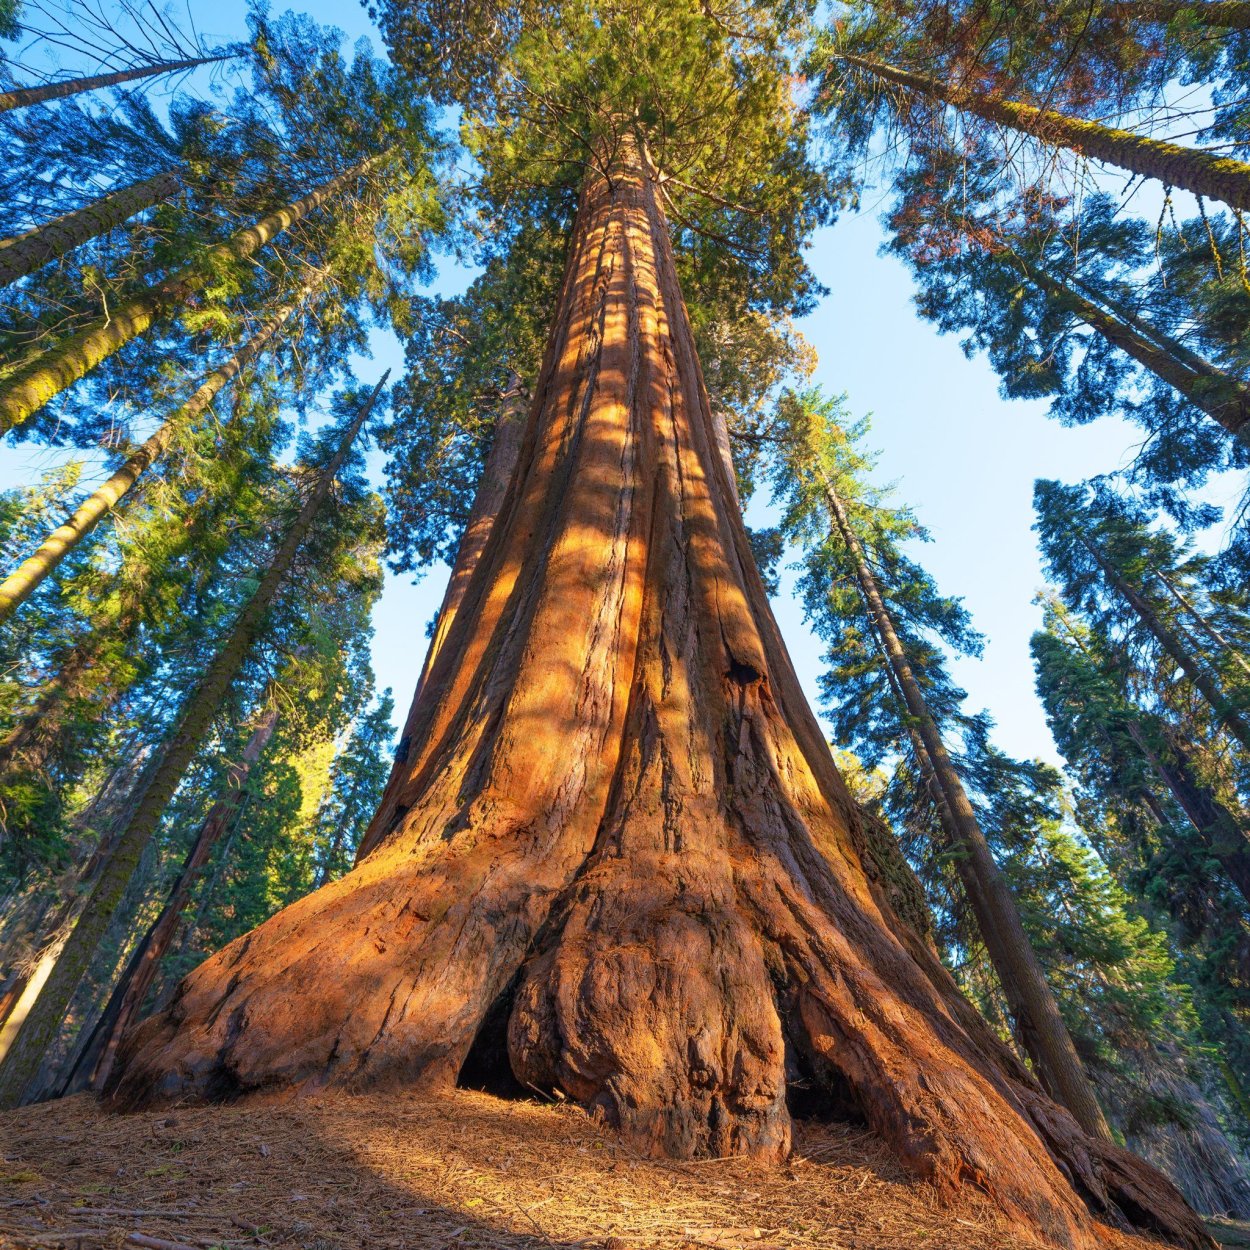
left=875, top=634, right=1030, bottom=1046
left=1124, top=720, right=1250, bottom=901
left=0, top=173, right=181, bottom=289
left=1154, top=570, right=1250, bottom=679
left=313, top=767, right=365, bottom=889
left=1069, top=274, right=1230, bottom=377
left=0, top=623, right=145, bottom=875
left=0, top=154, right=384, bottom=434
left=0, top=54, right=232, bottom=113
left=0, top=790, right=137, bottom=1054
left=0, top=634, right=111, bottom=782
left=1022, top=259, right=1250, bottom=439
left=0, top=376, right=382, bottom=1109
left=104, top=140, right=1205, bottom=1250
left=165, top=811, right=244, bottom=977
left=1047, top=600, right=1250, bottom=901
left=59, top=704, right=280, bottom=1095
left=1081, top=535, right=1250, bottom=754
left=0, top=282, right=319, bottom=624
left=1104, top=0, right=1250, bottom=27
left=840, top=53, right=1250, bottom=213
left=816, top=467, right=1111, bottom=1141
left=357, top=370, right=528, bottom=862
left=0, top=464, right=244, bottom=849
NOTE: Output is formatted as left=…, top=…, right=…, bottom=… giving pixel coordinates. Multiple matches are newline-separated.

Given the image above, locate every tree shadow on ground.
left=0, top=1086, right=1169, bottom=1250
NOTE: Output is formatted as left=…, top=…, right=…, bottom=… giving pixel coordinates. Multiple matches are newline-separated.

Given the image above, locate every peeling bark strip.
left=0, top=172, right=182, bottom=289
left=0, top=281, right=320, bottom=625
left=0, top=55, right=232, bottom=113
left=108, top=141, right=1209, bottom=1250
left=841, top=53, right=1250, bottom=214
left=0, top=154, right=385, bottom=435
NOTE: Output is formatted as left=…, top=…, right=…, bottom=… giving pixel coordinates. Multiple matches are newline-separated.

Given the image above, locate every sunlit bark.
left=842, top=53, right=1250, bottom=213
left=0, top=172, right=181, bottom=289
left=0, top=55, right=231, bottom=114
left=357, top=369, right=527, bottom=862
left=107, top=142, right=1206, bottom=1250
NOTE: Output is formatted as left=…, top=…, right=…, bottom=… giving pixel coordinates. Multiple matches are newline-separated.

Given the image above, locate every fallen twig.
left=126, top=1232, right=202, bottom=1250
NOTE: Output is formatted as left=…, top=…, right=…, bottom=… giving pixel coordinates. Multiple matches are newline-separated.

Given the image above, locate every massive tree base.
left=107, top=142, right=1211, bottom=1250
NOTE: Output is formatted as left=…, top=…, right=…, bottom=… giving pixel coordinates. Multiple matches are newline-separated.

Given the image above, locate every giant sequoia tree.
left=105, top=7, right=1209, bottom=1245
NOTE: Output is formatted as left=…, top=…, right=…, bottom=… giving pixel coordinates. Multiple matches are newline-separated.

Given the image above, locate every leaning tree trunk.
left=839, top=53, right=1250, bottom=213
left=816, top=465, right=1111, bottom=1141
left=0, top=154, right=383, bottom=435
left=1126, top=718, right=1250, bottom=902
left=357, top=369, right=528, bottom=862
left=1154, top=570, right=1250, bottom=679
left=1045, top=601, right=1250, bottom=904
left=106, top=140, right=1208, bottom=1250
left=0, top=172, right=182, bottom=289
left=1081, top=534, right=1250, bottom=754
left=1104, top=0, right=1250, bottom=27
left=0, top=279, right=321, bottom=625
left=1069, top=274, right=1235, bottom=380
left=0, top=631, right=117, bottom=788
left=0, top=376, right=382, bottom=1109
left=0, top=783, right=141, bottom=1058
left=0, top=54, right=232, bottom=113
left=1022, top=259, right=1250, bottom=440
left=59, top=703, right=280, bottom=1095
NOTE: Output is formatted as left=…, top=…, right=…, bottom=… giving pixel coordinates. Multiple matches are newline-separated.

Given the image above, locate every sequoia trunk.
left=107, top=141, right=1208, bottom=1250
left=357, top=369, right=527, bottom=862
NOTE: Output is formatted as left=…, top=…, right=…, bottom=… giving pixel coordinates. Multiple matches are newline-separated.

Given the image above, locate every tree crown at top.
left=377, top=0, right=833, bottom=321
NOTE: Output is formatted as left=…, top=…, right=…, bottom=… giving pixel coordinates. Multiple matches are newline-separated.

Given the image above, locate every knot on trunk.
left=726, top=658, right=763, bottom=687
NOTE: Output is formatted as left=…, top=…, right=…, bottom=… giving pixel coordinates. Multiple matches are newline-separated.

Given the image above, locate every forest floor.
left=0, top=1087, right=1242, bottom=1250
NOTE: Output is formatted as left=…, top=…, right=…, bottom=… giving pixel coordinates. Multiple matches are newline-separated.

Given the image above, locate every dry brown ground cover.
left=0, top=1087, right=1224, bottom=1250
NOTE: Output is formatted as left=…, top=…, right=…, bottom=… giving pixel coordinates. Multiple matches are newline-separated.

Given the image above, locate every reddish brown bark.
left=357, top=370, right=528, bottom=862
left=108, top=141, right=1209, bottom=1250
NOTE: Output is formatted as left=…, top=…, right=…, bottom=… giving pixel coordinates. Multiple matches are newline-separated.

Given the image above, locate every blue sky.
left=5, top=0, right=1234, bottom=770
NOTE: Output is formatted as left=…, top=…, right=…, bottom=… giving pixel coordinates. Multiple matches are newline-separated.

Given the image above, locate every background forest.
left=0, top=0, right=1249, bottom=1232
